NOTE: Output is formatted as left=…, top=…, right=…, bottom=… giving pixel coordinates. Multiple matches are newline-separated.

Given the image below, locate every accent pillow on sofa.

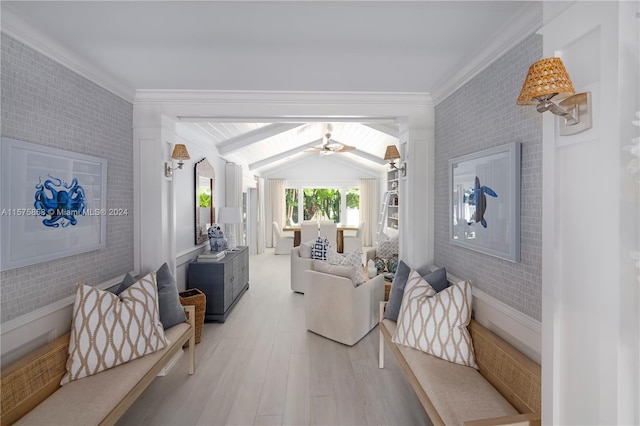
left=61, top=272, right=167, bottom=385
left=325, top=246, right=364, bottom=286
left=299, top=240, right=314, bottom=258
left=156, top=263, right=187, bottom=329
left=384, top=262, right=448, bottom=321
left=311, top=236, right=331, bottom=261
left=392, top=269, right=477, bottom=368
left=376, top=233, right=399, bottom=259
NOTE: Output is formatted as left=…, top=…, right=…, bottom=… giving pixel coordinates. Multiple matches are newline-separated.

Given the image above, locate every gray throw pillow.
left=384, top=262, right=449, bottom=322
left=383, top=260, right=411, bottom=321
left=156, top=263, right=187, bottom=329
left=112, top=272, right=137, bottom=294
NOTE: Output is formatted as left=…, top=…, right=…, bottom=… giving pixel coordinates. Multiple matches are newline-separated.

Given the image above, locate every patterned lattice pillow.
left=61, top=272, right=167, bottom=385
left=311, top=236, right=331, bottom=261
left=376, top=233, right=399, bottom=259
left=326, top=246, right=364, bottom=286
left=392, top=269, right=477, bottom=368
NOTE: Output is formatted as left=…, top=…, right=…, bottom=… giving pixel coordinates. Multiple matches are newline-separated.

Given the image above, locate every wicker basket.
left=179, top=289, right=206, bottom=344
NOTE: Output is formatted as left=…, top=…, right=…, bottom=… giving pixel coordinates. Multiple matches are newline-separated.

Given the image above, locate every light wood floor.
left=118, top=249, right=431, bottom=426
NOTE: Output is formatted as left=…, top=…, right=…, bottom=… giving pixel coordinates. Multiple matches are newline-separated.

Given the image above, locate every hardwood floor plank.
left=225, top=382, right=264, bottom=426
left=256, top=331, right=293, bottom=416
left=254, top=415, right=283, bottom=426
left=282, top=353, right=311, bottom=425
left=310, top=395, right=338, bottom=426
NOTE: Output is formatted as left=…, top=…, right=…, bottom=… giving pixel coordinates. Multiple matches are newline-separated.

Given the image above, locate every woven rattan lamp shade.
left=384, top=145, right=401, bottom=161
left=517, top=57, right=576, bottom=105
left=171, top=144, right=190, bottom=160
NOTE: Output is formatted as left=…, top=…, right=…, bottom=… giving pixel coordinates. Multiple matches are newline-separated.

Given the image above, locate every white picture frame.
left=1, top=137, right=107, bottom=270
left=449, top=142, right=521, bottom=262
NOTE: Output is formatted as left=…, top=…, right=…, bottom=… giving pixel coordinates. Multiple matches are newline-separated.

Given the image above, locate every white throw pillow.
left=326, top=246, right=364, bottom=286
left=299, top=240, right=314, bottom=258
left=61, top=272, right=167, bottom=385
left=376, top=233, right=398, bottom=259
left=392, top=269, right=477, bottom=368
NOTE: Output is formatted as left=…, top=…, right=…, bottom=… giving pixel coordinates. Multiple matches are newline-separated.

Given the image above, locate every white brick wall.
left=434, top=34, right=542, bottom=321
left=0, top=34, right=134, bottom=322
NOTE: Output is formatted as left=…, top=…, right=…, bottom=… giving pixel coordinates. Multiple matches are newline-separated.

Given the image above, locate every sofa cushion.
left=393, top=270, right=477, bottom=368
left=19, top=324, right=188, bottom=426
left=313, top=259, right=357, bottom=286
left=382, top=319, right=517, bottom=425
left=61, top=272, right=167, bottom=385
left=156, top=263, right=187, bottom=329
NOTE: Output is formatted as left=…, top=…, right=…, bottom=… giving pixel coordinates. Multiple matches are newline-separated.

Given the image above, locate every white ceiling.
left=2, top=1, right=541, bottom=173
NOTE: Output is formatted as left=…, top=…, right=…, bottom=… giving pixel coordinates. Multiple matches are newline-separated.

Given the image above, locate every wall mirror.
left=195, top=158, right=215, bottom=245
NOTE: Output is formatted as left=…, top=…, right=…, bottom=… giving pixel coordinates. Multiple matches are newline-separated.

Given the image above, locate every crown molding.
left=1, top=5, right=135, bottom=103
left=432, top=2, right=543, bottom=105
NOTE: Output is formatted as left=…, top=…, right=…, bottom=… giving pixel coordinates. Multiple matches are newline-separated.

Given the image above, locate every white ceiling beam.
left=177, top=116, right=399, bottom=124
left=217, top=123, right=304, bottom=155
left=348, top=149, right=387, bottom=165
left=249, top=139, right=322, bottom=171
left=362, top=123, right=399, bottom=138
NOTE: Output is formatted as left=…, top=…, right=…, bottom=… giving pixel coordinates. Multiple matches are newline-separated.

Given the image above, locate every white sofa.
left=290, top=246, right=313, bottom=293
left=304, top=269, right=385, bottom=346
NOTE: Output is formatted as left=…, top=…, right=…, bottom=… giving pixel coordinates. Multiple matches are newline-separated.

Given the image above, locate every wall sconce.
left=517, top=57, right=592, bottom=136
left=164, top=144, right=191, bottom=177
left=384, top=145, right=406, bottom=176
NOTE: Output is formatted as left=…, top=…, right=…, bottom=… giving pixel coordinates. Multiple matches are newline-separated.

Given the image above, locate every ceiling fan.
left=305, top=126, right=356, bottom=155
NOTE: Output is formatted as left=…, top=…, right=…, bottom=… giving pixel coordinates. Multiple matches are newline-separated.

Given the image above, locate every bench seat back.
left=1, top=334, right=69, bottom=426
left=469, top=320, right=541, bottom=415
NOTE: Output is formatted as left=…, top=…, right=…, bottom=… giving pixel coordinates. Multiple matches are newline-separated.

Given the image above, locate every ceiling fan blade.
left=336, top=145, right=356, bottom=152
left=304, top=146, right=323, bottom=153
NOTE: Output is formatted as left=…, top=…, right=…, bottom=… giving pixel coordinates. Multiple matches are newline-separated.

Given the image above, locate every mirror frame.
left=194, top=158, right=215, bottom=245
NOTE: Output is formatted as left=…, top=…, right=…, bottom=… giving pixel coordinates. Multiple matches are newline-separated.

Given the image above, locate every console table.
left=187, top=246, right=249, bottom=322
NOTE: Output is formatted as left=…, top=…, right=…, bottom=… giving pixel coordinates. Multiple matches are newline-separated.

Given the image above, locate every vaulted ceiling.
left=2, top=1, right=541, bottom=173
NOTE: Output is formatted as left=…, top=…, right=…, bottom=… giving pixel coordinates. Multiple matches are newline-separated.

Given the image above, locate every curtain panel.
left=359, top=178, right=378, bottom=247
left=266, top=179, right=286, bottom=248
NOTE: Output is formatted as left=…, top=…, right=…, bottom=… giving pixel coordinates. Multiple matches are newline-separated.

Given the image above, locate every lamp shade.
left=517, top=57, right=575, bottom=105
left=171, top=144, right=190, bottom=160
left=384, top=145, right=401, bottom=161
left=217, top=207, right=242, bottom=224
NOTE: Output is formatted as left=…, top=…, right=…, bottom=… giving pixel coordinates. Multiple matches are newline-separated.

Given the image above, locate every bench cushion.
left=382, top=319, right=517, bottom=425
left=16, top=323, right=189, bottom=426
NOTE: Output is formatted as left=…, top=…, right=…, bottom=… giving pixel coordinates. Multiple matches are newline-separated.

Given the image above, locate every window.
left=285, top=187, right=359, bottom=226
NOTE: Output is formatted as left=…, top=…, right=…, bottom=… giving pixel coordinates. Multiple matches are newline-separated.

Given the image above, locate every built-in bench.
left=378, top=276, right=541, bottom=426
left=0, top=306, right=196, bottom=426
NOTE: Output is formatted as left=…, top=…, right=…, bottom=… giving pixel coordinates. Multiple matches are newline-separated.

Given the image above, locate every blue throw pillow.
left=384, top=262, right=448, bottom=322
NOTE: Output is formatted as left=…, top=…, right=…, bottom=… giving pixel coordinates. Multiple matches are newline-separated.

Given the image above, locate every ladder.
left=377, top=191, right=391, bottom=236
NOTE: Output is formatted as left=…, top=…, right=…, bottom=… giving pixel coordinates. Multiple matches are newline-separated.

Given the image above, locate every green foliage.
left=285, top=188, right=298, bottom=225
left=346, top=188, right=359, bottom=209
left=199, top=188, right=211, bottom=208
left=303, top=188, right=341, bottom=222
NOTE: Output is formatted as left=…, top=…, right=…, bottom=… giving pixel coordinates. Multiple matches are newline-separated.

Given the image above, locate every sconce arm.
left=536, top=98, right=579, bottom=126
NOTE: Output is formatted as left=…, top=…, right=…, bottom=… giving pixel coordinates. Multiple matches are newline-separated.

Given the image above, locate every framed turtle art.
left=449, top=142, right=521, bottom=262
left=1, top=137, right=107, bottom=270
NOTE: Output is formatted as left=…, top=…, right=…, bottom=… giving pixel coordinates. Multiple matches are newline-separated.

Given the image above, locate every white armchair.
left=304, top=269, right=385, bottom=346
left=290, top=246, right=313, bottom=293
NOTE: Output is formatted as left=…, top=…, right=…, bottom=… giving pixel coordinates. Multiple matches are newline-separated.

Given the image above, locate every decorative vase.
left=387, top=254, right=399, bottom=274
left=374, top=257, right=386, bottom=273
left=207, top=225, right=228, bottom=252
left=367, top=259, right=377, bottom=278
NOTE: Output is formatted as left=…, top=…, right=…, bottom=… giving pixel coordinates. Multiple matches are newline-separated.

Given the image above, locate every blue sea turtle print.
left=464, top=176, right=497, bottom=228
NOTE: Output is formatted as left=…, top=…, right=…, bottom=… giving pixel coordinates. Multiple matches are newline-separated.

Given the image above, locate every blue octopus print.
left=34, top=176, right=86, bottom=227
left=463, top=176, right=497, bottom=228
